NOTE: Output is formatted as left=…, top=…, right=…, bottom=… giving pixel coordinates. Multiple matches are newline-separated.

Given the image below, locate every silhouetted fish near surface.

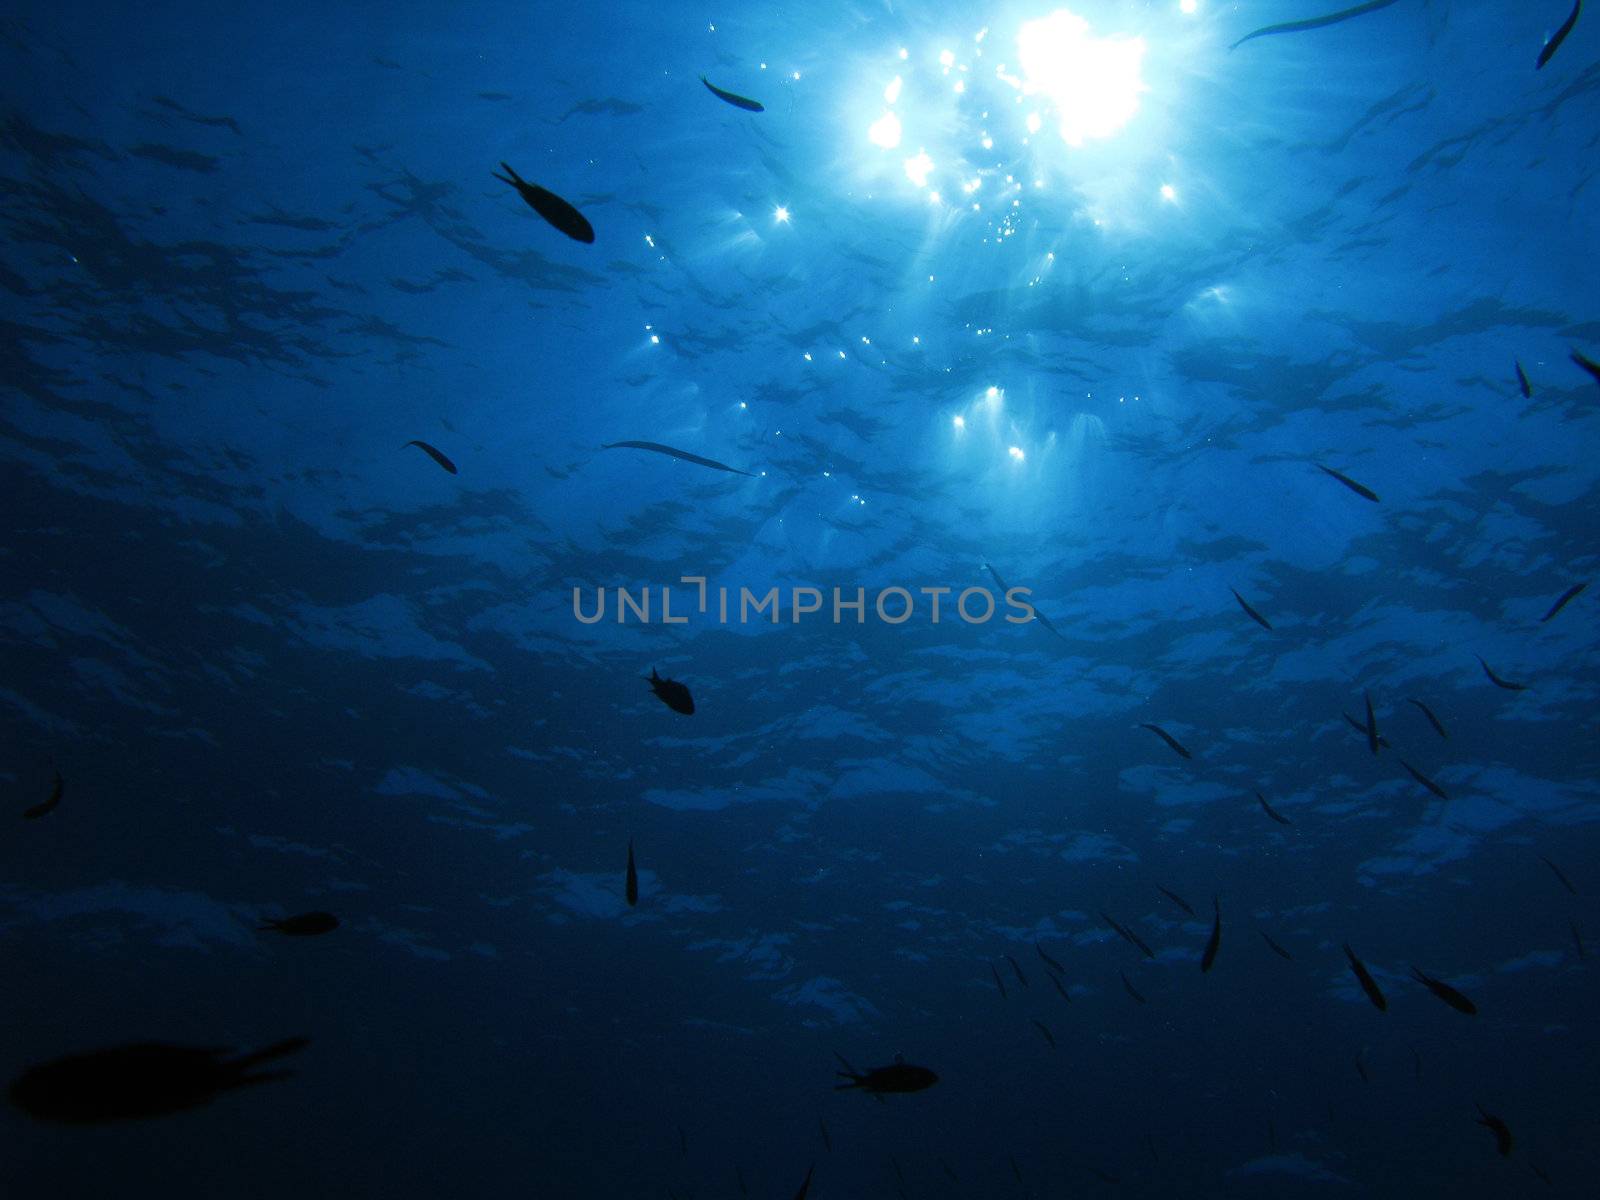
left=1158, top=886, right=1196, bottom=916
left=259, top=912, right=338, bottom=936
left=1363, top=690, right=1380, bottom=756
left=1031, top=1019, right=1056, bottom=1049
left=1229, top=587, right=1273, bottom=630
left=1573, top=347, right=1600, bottom=387
left=1260, top=930, right=1294, bottom=960
left=625, top=838, right=639, bottom=907
left=1342, top=711, right=1392, bottom=749
left=1034, top=941, right=1064, bottom=973
left=1230, top=0, right=1399, bottom=50
left=985, top=563, right=1065, bottom=641
left=647, top=668, right=694, bottom=715
left=1572, top=922, right=1585, bottom=960
left=1005, top=954, right=1028, bottom=988
left=1537, top=854, right=1577, bottom=896
left=1049, top=972, right=1073, bottom=1004
left=11, top=1038, right=307, bottom=1122
left=22, top=770, right=63, bottom=820
left=1139, top=722, right=1192, bottom=760
left=1408, top=698, right=1449, bottom=739
left=833, top=1053, right=938, bottom=1095
left=1538, top=1, right=1584, bottom=69
left=1200, top=896, right=1222, bottom=973
left=1475, top=1104, right=1514, bottom=1157
left=1399, top=759, right=1450, bottom=802
left=403, top=439, right=456, bottom=474
left=1411, top=967, right=1477, bottom=1015
left=1119, top=970, right=1148, bottom=1004
left=602, top=440, right=755, bottom=477
left=700, top=75, right=764, bottom=112
left=1475, top=655, right=1528, bottom=691
left=1539, top=581, right=1587, bottom=623
left=790, top=1161, right=815, bottom=1200
left=990, top=962, right=1008, bottom=999
left=1256, top=791, right=1292, bottom=826
left=1344, top=943, right=1388, bottom=1011
left=1101, top=911, right=1155, bottom=959
left=1515, top=359, right=1533, bottom=397
left=1317, top=462, right=1381, bottom=502
left=492, top=162, right=594, bottom=242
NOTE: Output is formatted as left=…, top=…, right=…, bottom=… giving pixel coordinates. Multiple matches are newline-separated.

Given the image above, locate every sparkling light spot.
left=953, top=415, right=966, bottom=429
left=903, top=149, right=935, bottom=187
left=1009, top=446, right=1025, bottom=461
left=885, top=76, right=903, bottom=104
left=1160, top=184, right=1176, bottom=201
left=868, top=111, right=903, bottom=149
left=774, top=205, right=791, bottom=223
left=939, top=49, right=955, bottom=67
left=1015, top=10, right=1148, bottom=147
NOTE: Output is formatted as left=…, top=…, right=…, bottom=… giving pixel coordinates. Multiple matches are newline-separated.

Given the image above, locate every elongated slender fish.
left=1158, top=886, right=1195, bottom=916
left=985, top=564, right=1065, bottom=640
left=602, top=440, right=755, bottom=477
left=737, top=1164, right=748, bottom=1197
left=22, top=770, right=63, bottom=820
left=1539, top=582, right=1587, bottom=623
left=1031, top=1019, right=1056, bottom=1049
left=1572, top=921, right=1585, bottom=960
left=1399, top=758, right=1450, bottom=801
left=1260, top=930, right=1294, bottom=960
left=1573, top=347, right=1600, bottom=386
left=1231, top=0, right=1400, bottom=50
left=492, top=162, right=594, bottom=243
left=625, top=838, right=639, bottom=907
left=1515, top=360, right=1533, bottom=398
left=1363, top=690, right=1381, bottom=756
left=1139, top=723, right=1192, bottom=760
left=1034, top=941, right=1064, bottom=973
left=1048, top=972, right=1073, bottom=1004
left=1411, top=967, right=1477, bottom=1015
left=1344, top=943, right=1388, bottom=1011
left=1475, top=654, right=1528, bottom=691
left=1537, top=854, right=1578, bottom=896
left=791, top=1161, right=815, bottom=1200
left=1317, top=463, right=1381, bottom=503
left=1101, top=911, right=1155, bottom=959
left=1200, top=896, right=1222, bottom=973
left=1010, top=1154, right=1024, bottom=1184
left=1537, top=1, right=1584, bottom=70
left=1342, top=711, right=1392, bottom=749
left=700, top=75, right=764, bottom=112
left=1229, top=587, right=1273, bottom=631
left=990, top=962, right=1008, bottom=999
left=1119, top=970, right=1148, bottom=1004
left=818, top=1115, right=832, bottom=1152
left=1256, top=791, right=1292, bottom=826
left=1005, top=954, right=1029, bottom=988
left=403, top=440, right=457, bottom=475
left=1407, top=698, right=1449, bottom=739
left=1475, top=1104, right=1514, bottom=1157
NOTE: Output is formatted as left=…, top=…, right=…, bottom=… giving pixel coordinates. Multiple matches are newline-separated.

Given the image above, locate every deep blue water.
left=3, top=1, right=1598, bottom=1196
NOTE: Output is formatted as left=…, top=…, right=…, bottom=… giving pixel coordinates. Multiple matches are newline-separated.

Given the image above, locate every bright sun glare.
left=1015, top=9, right=1147, bottom=147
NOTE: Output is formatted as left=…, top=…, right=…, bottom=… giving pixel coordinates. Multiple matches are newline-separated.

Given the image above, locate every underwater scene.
left=3, top=0, right=1598, bottom=1196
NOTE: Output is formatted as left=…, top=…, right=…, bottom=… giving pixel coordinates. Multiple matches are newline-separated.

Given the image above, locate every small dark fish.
left=1344, top=943, right=1388, bottom=1011
left=625, top=838, right=639, bottom=907
left=1084, top=1165, right=1123, bottom=1185
left=10, top=1038, right=307, bottom=1122
left=1030, top=1019, right=1056, bottom=1049
left=1048, top=972, right=1073, bottom=1004
left=1101, top=911, right=1155, bottom=959
left=1260, top=930, right=1294, bottom=960
left=1256, top=791, right=1292, bottom=826
left=1572, top=921, right=1585, bottom=960
left=1342, top=711, right=1392, bottom=749
left=1515, top=360, right=1533, bottom=398
left=1399, top=758, right=1450, bottom=802
left=492, top=161, right=594, bottom=243
left=985, top=564, right=1066, bottom=641
left=1158, top=886, right=1196, bottom=916
left=1139, top=722, right=1192, bottom=760
left=1354, top=1051, right=1369, bottom=1083
left=1476, top=654, right=1528, bottom=691
left=1411, top=966, right=1477, bottom=1015
left=1005, top=953, right=1028, bottom=988
left=1119, top=970, right=1148, bottom=1004
left=1538, top=853, right=1578, bottom=896
left=791, top=1162, right=815, bottom=1200
left=1407, top=698, right=1449, bottom=739
left=647, top=668, right=695, bottom=715
left=1539, top=582, right=1587, bottom=623
left=1531, top=1162, right=1555, bottom=1186
left=1317, top=462, right=1381, bottom=503
left=1010, top=1154, right=1024, bottom=1184
left=1363, top=690, right=1380, bottom=756
left=700, top=75, right=764, bottom=112
left=1229, top=587, right=1273, bottom=631
left=989, top=962, right=1008, bottom=1000
left=403, top=440, right=456, bottom=475
left=1475, top=1104, right=1514, bottom=1157
left=833, top=1055, right=938, bottom=1095
left=1538, top=1, right=1585, bottom=70
left=818, top=1114, right=832, bottom=1152
left=939, top=1158, right=960, bottom=1184
left=258, top=911, right=338, bottom=936
left=1200, top=895, right=1222, bottom=973
left=1034, top=941, right=1064, bottom=973
left=602, top=440, right=755, bottom=477
left=22, top=770, right=63, bottom=820
left=1231, top=0, right=1400, bottom=50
